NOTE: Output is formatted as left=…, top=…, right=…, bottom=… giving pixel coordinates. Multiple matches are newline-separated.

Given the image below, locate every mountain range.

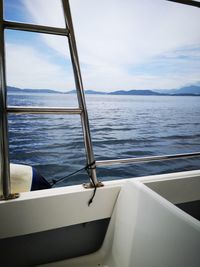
left=7, top=85, right=200, bottom=96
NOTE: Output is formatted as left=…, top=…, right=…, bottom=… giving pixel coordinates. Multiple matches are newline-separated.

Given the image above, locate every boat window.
left=4, top=0, right=65, bottom=28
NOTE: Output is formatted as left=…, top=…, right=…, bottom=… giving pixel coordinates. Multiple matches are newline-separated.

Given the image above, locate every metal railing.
left=7, top=106, right=82, bottom=115
left=0, top=0, right=98, bottom=200
left=167, top=0, right=200, bottom=8
left=96, top=152, right=200, bottom=167
left=0, top=0, right=12, bottom=200
left=3, top=20, right=69, bottom=36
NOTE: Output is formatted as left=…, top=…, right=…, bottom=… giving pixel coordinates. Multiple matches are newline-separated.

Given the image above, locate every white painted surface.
left=0, top=183, right=120, bottom=239
left=0, top=170, right=200, bottom=240
left=145, top=174, right=200, bottom=204
left=43, top=180, right=200, bottom=267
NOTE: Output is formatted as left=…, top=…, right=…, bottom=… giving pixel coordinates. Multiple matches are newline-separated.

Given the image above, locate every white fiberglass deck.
left=39, top=172, right=200, bottom=267
left=0, top=170, right=200, bottom=266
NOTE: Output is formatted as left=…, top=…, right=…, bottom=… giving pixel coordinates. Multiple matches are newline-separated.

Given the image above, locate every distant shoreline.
left=7, top=85, right=200, bottom=96
left=8, top=92, right=200, bottom=97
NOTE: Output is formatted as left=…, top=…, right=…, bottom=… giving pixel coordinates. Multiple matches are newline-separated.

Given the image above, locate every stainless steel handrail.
left=7, top=106, right=82, bottom=115
left=0, top=1, right=13, bottom=199
left=62, top=0, right=99, bottom=186
left=96, top=152, right=200, bottom=167
left=0, top=0, right=99, bottom=200
left=167, top=0, right=200, bottom=8
left=4, top=20, right=69, bottom=36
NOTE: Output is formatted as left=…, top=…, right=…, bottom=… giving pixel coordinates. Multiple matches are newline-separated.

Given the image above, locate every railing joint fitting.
left=82, top=181, right=104, bottom=189
left=0, top=193, right=20, bottom=201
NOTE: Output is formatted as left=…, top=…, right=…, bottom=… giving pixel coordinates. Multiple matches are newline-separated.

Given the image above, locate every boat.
left=0, top=1, right=200, bottom=266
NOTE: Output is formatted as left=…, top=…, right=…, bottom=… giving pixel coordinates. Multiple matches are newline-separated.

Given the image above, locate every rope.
left=50, top=166, right=86, bottom=187
left=50, top=161, right=95, bottom=186
left=86, top=161, right=97, bottom=206
left=50, top=161, right=98, bottom=206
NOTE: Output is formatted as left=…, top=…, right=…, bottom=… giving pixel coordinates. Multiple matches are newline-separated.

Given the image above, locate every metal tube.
left=62, top=0, right=98, bottom=185
left=167, top=0, right=200, bottom=8
left=96, top=152, right=200, bottom=167
left=0, top=1, right=11, bottom=199
left=7, top=106, right=82, bottom=115
left=3, top=20, right=69, bottom=36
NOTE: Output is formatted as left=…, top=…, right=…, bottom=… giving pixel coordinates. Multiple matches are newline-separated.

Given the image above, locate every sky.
left=4, top=0, right=200, bottom=92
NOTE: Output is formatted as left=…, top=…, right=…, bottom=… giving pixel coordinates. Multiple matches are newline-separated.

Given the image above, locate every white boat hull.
left=0, top=170, right=200, bottom=266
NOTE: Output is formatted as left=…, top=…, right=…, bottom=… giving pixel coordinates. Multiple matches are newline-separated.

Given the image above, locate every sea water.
left=8, top=93, right=200, bottom=186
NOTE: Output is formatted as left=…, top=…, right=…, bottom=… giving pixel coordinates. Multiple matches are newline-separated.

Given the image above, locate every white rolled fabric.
left=0, top=164, right=32, bottom=195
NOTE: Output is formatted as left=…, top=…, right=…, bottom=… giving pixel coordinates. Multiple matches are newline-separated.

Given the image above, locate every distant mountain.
left=67, top=89, right=106, bottom=95
left=85, top=90, right=106, bottom=95
left=108, top=89, right=162, bottom=96
left=171, top=85, right=200, bottom=95
left=7, top=86, right=22, bottom=92
left=7, top=87, right=107, bottom=95
left=24, top=88, right=64, bottom=94
left=154, top=85, right=200, bottom=95
left=6, top=85, right=200, bottom=96
left=7, top=86, right=63, bottom=94
left=172, top=93, right=200, bottom=96
left=66, top=90, right=76, bottom=94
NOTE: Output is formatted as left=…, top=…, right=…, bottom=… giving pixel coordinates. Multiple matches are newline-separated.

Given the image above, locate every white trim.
left=0, top=170, right=199, bottom=239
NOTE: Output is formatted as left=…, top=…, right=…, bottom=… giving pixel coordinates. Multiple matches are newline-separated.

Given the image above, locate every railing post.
left=0, top=1, right=19, bottom=200
left=62, top=0, right=102, bottom=187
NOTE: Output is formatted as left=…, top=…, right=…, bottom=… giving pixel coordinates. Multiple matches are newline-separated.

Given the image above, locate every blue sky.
left=4, top=0, right=200, bottom=92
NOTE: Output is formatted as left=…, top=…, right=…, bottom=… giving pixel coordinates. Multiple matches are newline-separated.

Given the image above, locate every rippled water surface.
left=8, top=93, right=200, bottom=186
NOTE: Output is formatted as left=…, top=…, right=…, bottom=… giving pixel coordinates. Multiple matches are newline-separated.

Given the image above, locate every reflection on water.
left=8, top=93, right=200, bottom=186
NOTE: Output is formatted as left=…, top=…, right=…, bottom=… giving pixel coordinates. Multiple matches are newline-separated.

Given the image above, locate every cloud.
left=5, top=43, right=75, bottom=91
left=21, top=0, right=65, bottom=28
left=9, top=0, right=200, bottom=90
left=81, top=60, right=200, bottom=90
left=21, top=0, right=68, bottom=57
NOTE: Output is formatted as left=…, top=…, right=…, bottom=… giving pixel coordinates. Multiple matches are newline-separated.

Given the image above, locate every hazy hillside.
left=7, top=85, right=200, bottom=96
left=7, top=86, right=63, bottom=94
left=109, top=89, right=162, bottom=95
left=155, top=85, right=200, bottom=95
